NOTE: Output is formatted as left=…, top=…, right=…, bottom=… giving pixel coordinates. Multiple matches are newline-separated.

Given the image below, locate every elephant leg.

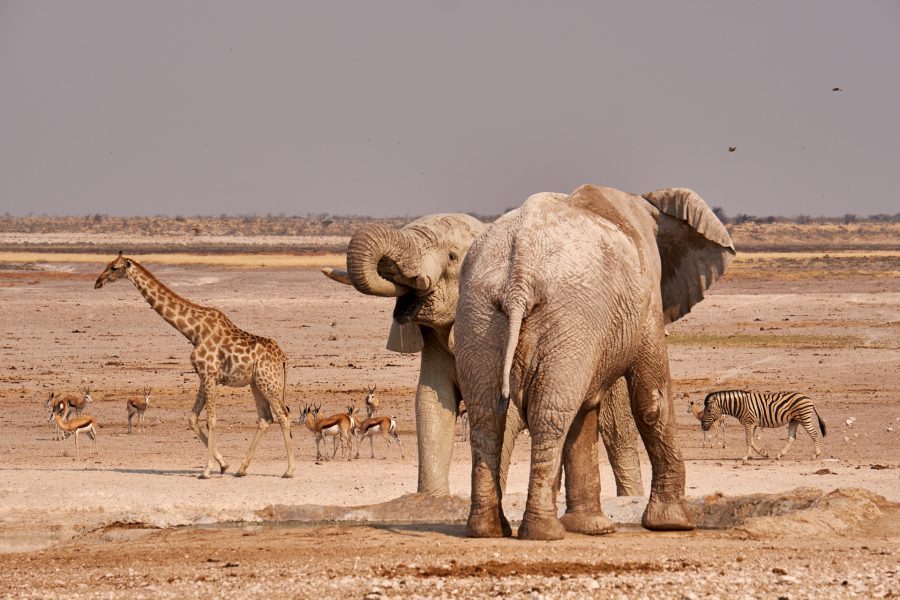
left=415, top=346, right=459, bottom=495
left=466, top=385, right=512, bottom=538
left=498, top=402, right=524, bottom=494
left=627, top=336, right=694, bottom=531
left=517, top=368, right=588, bottom=541
left=598, top=377, right=645, bottom=497
left=559, top=406, right=616, bottom=536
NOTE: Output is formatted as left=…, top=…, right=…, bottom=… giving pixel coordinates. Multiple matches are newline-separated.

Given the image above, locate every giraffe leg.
left=278, top=414, right=295, bottom=477
left=236, top=419, right=270, bottom=477
left=776, top=421, right=798, bottom=460
left=200, top=380, right=223, bottom=479
left=237, top=382, right=276, bottom=477
left=189, top=384, right=228, bottom=475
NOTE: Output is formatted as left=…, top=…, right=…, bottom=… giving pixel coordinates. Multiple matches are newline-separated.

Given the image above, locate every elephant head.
left=327, top=214, right=487, bottom=353
left=322, top=214, right=488, bottom=496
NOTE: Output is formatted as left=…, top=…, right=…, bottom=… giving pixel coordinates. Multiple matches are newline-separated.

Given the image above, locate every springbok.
left=45, top=391, right=71, bottom=440
left=299, top=405, right=354, bottom=461
left=687, top=400, right=726, bottom=448
left=127, top=388, right=152, bottom=434
left=69, top=387, right=93, bottom=418
left=347, top=404, right=360, bottom=437
left=48, top=399, right=98, bottom=459
left=355, top=415, right=404, bottom=459
left=364, top=386, right=379, bottom=418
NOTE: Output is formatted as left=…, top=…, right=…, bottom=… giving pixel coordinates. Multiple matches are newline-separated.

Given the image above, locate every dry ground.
left=0, top=246, right=898, bottom=598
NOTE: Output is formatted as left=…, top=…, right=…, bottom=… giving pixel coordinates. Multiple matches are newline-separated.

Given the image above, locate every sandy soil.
left=0, top=251, right=898, bottom=598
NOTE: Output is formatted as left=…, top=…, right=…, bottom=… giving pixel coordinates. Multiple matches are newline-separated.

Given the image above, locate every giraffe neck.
left=126, top=261, right=213, bottom=345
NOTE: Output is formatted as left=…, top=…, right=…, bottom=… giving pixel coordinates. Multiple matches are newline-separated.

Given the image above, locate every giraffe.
left=94, top=252, right=295, bottom=479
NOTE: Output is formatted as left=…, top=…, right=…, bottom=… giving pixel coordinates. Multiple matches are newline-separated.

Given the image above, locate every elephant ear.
left=386, top=319, right=425, bottom=353
left=641, top=188, right=736, bottom=324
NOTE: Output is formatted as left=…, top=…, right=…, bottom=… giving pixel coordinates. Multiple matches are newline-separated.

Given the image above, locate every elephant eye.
left=110, top=267, right=118, bottom=271
left=449, top=251, right=458, bottom=262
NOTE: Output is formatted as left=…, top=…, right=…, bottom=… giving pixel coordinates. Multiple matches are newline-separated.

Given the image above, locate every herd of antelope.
left=297, top=387, right=405, bottom=462
left=42, top=383, right=409, bottom=462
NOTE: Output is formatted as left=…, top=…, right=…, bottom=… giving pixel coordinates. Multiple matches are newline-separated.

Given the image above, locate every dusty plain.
left=0, top=224, right=898, bottom=599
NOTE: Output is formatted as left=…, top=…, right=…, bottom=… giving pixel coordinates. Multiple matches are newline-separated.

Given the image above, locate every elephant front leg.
left=627, top=340, right=695, bottom=531
left=559, top=407, right=617, bottom=536
left=414, top=348, right=459, bottom=495
left=599, top=378, right=645, bottom=497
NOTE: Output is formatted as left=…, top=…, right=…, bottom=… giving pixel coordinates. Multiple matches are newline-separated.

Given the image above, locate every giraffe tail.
left=282, top=360, right=292, bottom=438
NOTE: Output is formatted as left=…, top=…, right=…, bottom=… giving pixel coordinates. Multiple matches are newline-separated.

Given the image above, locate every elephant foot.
left=559, top=511, right=617, bottom=536
left=641, top=500, right=695, bottom=531
left=517, top=513, right=566, bottom=541
left=466, top=507, right=512, bottom=538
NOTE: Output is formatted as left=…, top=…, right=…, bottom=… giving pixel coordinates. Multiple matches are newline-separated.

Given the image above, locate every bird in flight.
left=728, top=146, right=737, bottom=152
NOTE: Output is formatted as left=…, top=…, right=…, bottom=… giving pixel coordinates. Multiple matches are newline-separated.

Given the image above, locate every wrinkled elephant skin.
left=458, top=185, right=735, bottom=539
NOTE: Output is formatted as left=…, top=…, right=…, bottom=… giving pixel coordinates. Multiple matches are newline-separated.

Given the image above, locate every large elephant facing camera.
left=458, top=185, right=735, bottom=540
left=323, top=213, right=646, bottom=497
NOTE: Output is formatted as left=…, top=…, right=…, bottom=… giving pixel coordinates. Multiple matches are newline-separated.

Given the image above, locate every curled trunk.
left=346, top=225, right=414, bottom=297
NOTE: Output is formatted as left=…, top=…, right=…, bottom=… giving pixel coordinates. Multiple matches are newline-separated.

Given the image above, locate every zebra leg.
left=776, top=421, right=798, bottom=459
left=718, top=418, right=726, bottom=449
left=800, top=418, right=822, bottom=458
left=749, top=425, right=768, bottom=458
left=742, top=423, right=753, bottom=460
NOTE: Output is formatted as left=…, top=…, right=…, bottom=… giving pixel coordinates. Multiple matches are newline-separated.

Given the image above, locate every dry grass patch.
left=0, top=252, right=346, bottom=268
left=668, top=332, right=878, bottom=349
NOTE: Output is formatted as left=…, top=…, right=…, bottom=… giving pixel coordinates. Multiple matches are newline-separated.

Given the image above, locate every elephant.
left=457, top=185, right=735, bottom=540
left=322, top=213, right=646, bottom=498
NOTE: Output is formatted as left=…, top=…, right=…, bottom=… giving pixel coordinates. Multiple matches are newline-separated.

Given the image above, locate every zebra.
left=701, top=390, right=826, bottom=461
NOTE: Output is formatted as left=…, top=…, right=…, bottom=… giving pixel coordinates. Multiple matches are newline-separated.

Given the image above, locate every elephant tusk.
left=321, top=267, right=352, bottom=286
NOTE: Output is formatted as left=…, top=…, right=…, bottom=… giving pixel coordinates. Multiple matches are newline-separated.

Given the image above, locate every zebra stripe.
left=701, top=390, right=826, bottom=460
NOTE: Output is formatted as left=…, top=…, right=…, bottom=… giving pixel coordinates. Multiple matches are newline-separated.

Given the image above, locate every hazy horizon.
left=2, top=1, right=898, bottom=218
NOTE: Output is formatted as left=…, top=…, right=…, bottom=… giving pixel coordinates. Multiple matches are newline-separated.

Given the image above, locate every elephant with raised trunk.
left=323, top=213, right=646, bottom=498
left=458, top=185, right=735, bottom=540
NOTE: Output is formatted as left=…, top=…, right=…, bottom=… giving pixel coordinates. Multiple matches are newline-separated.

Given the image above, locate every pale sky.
left=1, top=1, right=898, bottom=217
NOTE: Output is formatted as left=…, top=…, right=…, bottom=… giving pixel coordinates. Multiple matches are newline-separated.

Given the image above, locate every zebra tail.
left=816, top=410, right=827, bottom=437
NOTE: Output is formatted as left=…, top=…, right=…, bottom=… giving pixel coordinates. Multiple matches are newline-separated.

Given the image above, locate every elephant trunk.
left=346, top=225, right=415, bottom=297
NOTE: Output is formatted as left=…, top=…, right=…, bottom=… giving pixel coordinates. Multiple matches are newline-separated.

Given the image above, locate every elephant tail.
left=500, top=300, right=527, bottom=409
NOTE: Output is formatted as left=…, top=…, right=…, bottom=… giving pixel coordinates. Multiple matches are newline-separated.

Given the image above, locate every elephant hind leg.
left=466, top=396, right=512, bottom=538
left=516, top=371, right=593, bottom=541
left=626, top=337, right=694, bottom=532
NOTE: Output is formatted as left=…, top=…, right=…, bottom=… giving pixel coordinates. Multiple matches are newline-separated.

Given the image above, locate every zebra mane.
left=704, top=390, right=749, bottom=406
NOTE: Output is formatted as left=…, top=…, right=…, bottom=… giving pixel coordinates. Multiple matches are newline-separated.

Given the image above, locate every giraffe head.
left=94, top=251, right=132, bottom=289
